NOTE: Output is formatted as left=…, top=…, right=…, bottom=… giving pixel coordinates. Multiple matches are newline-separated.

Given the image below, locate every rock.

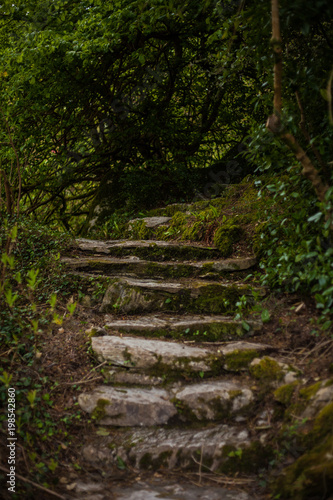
left=78, top=386, right=177, bottom=426
left=220, top=341, right=274, bottom=355
left=249, top=356, right=301, bottom=386
left=129, top=217, right=172, bottom=228
left=91, top=335, right=219, bottom=373
left=104, top=313, right=262, bottom=341
left=73, top=481, right=104, bottom=494
left=221, top=341, right=276, bottom=371
left=174, top=380, right=254, bottom=420
left=302, top=382, right=333, bottom=418
left=100, top=277, right=260, bottom=315
left=62, top=255, right=257, bottom=279
left=82, top=425, right=251, bottom=471
left=75, top=238, right=222, bottom=261
left=113, top=482, right=250, bottom=500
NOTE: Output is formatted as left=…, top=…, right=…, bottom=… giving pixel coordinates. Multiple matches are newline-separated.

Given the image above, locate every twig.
left=0, top=465, right=65, bottom=499
left=188, top=471, right=255, bottom=485
left=80, top=360, right=108, bottom=382
left=59, top=375, right=103, bottom=386
left=301, top=339, right=333, bottom=362
left=199, top=444, right=203, bottom=484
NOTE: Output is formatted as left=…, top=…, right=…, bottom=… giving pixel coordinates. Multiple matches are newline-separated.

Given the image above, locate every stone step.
left=81, top=424, right=259, bottom=473
left=75, top=238, right=223, bottom=261
left=104, top=313, right=262, bottom=342
left=113, top=482, right=250, bottom=500
left=91, top=335, right=274, bottom=381
left=69, top=480, right=250, bottom=500
left=62, top=255, right=256, bottom=280
left=100, top=277, right=264, bottom=315
left=78, top=378, right=254, bottom=426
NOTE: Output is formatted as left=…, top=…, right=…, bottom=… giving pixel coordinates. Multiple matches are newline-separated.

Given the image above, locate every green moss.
left=273, top=435, right=333, bottom=499
left=91, top=398, right=110, bottom=421
left=299, top=382, right=322, bottom=401
left=127, top=220, right=152, bottom=240
left=188, top=283, right=253, bottom=315
left=122, top=347, right=134, bottom=365
left=224, top=349, right=259, bottom=371
left=249, top=357, right=284, bottom=382
left=274, top=382, right=299, bottom=405
left=213, top=223, right=244, bottom=257
left=309, top=401, right=333, bottom=445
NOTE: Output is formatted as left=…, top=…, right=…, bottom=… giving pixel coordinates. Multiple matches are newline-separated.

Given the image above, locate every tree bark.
left=266, top=0, right=331, bottom=210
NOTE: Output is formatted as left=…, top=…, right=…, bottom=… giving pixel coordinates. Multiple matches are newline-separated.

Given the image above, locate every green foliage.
left=0, top=217, right=83, bottom=489
left=250, top=172, right=333, bottom=327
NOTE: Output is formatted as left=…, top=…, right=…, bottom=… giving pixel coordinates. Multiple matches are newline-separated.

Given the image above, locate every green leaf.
left=307, top=212, right=323, bottom=223
left=261, top=309, right=271, bottom=323
left=116, top=456, right=126, bottom=470
left=242, top=321, right=251, bottom=332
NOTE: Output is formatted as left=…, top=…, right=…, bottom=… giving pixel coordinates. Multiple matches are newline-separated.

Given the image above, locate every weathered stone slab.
left=104, top=313, right=262, bottom=341
left=100, top=277, right=260, bottom=315
left=62, top=255, right=257, bottom=280
left=82, top=425, right=251, bottom=471
left=92, top=335, right=217, bottom=373
left=174, top=381, right=254, bottom=420
left=75, top=238, right=222, bottom=261
left=129, top=216, right=172, bottom=228
left=78, top=386, right=177, bottom=426
left=79, top=377, right=254, bottom=425
left=113, top=482, right=250, bottom=500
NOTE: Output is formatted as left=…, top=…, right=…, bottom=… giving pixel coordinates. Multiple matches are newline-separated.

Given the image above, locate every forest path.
left=57, top=232, right=311, bottom=500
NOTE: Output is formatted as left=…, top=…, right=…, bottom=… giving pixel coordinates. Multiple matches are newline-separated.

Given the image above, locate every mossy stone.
left=249, top=357, right=284, bottom=382
left=273, top=435, right=333, bottom=499
left=91, top=398, right=110, bottom=421
left=274, top=382, right=299, bottom=405
left=213, top=224, right=244, bottom=257
left=224, top=349, right=259, bottom=371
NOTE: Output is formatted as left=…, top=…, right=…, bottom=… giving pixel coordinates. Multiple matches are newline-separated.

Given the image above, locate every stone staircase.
left=61, top=231, right=305, bottom=500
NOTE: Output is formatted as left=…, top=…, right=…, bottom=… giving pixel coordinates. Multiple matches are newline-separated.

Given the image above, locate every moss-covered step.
left=81, top=424, right=266, bottom=473
left=74, top=238, right=223, bottom=261
left=78, top=380, right=254, bottom=426
left=100, top=277, right=263, bottom=314
left=78, top=386, right=177, bottom=426
left=103, top=313, right=262, bottom=342
left=91, top=335, right=272, bottom=381
left=91, top=335, right=221, bottom=375
left=62, top=255, right=257, bottom=279
left=173, top=380, right=254, bottom=421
